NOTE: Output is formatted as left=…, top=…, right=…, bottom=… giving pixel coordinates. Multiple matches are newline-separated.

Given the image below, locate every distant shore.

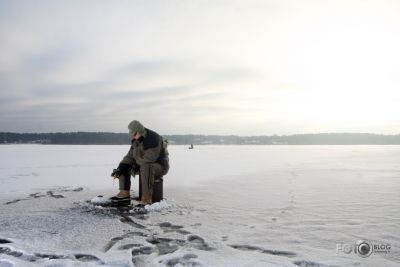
left=1, top=132, right=400, bottom=145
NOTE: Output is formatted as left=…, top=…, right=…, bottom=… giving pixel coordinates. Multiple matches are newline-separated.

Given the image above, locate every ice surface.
left=0, top=145, right=399, bottom=266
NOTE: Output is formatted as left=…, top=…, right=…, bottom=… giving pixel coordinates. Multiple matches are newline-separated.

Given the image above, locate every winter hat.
left=128, top=120, right=145, bottom=135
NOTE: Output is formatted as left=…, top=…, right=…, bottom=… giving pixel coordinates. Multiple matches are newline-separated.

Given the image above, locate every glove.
left=132, top=162, right=140, bottom=172
left=111, top=168, right=122, bottom=178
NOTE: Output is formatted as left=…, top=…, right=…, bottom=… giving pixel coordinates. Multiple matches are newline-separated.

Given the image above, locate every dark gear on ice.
left=111, top=120, right=169, bottom=205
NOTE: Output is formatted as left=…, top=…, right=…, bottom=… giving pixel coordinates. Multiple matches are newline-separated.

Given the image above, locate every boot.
left=138, top=195, right=152, bottom=205
left=110, top=190, right=130, bottom=202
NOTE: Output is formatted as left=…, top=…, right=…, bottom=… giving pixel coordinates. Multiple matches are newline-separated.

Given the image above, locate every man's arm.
left=117, top=147, right=136, bottom=174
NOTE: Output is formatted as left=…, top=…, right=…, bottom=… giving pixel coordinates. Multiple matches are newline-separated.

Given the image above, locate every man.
left=111, top=120, right=169, bottom=205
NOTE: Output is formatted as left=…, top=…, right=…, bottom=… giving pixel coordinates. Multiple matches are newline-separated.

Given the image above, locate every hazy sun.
left=267, top=6, right=400, bottom=131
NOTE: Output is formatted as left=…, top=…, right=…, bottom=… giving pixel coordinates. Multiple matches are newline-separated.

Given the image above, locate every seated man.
left=111, top=120, right=169, bottom=205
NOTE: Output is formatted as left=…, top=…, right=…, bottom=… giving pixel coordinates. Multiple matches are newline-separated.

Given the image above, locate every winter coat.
left=117, top=128, right=168, bottom=175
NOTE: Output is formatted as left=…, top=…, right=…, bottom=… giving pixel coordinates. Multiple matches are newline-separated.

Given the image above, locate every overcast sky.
left=1, top=0, right=400, bottom=135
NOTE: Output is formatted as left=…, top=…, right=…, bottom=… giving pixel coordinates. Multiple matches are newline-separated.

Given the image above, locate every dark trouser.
left=119, top=163, right=163, bottom=198
left=140, top=163, right=163, bottom=198
left=119, top=174, right=131, bottom=191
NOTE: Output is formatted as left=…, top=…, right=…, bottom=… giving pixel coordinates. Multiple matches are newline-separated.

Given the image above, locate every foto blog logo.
left=336, top=240, right=391, bottom=257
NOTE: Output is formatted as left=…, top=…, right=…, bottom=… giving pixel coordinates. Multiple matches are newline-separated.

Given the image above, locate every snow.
left=0, top=259, right=15, bottom=267
left=144, top=200, right=171, bottom=212
left=91, top=195, right=112, bottom=205
left=0, top=144, right=399, bottom=266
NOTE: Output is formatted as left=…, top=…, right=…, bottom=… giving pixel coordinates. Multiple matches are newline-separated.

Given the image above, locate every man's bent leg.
left=110, top=174, right=130, bottom=199
left=118, top=174, right=131, bottom=191
left=140, top=163, right=162, bottom=203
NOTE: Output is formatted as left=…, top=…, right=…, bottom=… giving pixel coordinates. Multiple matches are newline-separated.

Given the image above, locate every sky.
left=1, top=0, right=400, bottom=135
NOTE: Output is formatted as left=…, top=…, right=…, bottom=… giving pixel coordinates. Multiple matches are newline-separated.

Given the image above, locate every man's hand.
left=111, top=169, right=122, bottom=178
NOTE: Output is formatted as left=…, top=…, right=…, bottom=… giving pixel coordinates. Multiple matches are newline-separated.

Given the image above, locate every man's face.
left=132, top=132, right=141, bottom=140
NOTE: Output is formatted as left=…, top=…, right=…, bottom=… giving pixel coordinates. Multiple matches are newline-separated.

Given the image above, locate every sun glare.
left=272, top=9, right=400, bottom=130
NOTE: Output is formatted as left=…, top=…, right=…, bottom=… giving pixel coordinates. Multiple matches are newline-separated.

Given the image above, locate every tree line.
left=1, top=132, right=400, bottom=145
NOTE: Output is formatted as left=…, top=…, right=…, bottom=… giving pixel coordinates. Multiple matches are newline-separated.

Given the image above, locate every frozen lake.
left=0, top=145, right=399, bottom=266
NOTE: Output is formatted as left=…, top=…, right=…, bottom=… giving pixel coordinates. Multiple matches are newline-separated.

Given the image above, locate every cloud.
left=23, top=43, right=83, bottom=72
left=1, top=1, right=400, bottom=134
left=0, top=52, right=262, bottom=132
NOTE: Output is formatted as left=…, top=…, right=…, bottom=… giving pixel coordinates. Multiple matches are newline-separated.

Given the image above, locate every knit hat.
left=128, top=120, right=145, bottom=135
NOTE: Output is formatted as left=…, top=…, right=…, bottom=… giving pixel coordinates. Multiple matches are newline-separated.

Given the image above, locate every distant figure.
left=189, top=143, right=194, bottom=149
left=110, top=120, right=169, bottom=205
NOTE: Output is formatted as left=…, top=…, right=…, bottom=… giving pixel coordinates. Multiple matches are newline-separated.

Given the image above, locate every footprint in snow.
left=160, top=253, right=199, bottom=267
left=4, top=187, right=83, bottom=205
left=293, top=260, right=342, bottom=267
left=159, top=222, right=192, bottom=235
left=46, top=191, right=65, bottom=198
left=74, top=253, right=104, bottom=264
left=131, top=246, right=154, bottom=256
left=146, top=236, right=184, bottom=255
left=119, top=215, right=146, bottom=229
left=229, top=244, right=297, bottom=257
left=187, top=235, right=215, bottom=251
left=0, top=239, right=12, bottom=244
left=103, top=231, right=148, bottom=252
left=0, top=244, right=104, bottom=264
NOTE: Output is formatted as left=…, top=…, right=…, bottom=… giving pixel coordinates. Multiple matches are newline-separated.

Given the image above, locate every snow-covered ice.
left=0, top=144, right=399, bottom=266
left=90, top=195, right=112, bottom=206
left=144, top=200, right=172, bottom=212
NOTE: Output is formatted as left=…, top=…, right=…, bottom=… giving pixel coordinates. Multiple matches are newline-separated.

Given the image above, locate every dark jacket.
left=118, top=128, right=168, bottom=175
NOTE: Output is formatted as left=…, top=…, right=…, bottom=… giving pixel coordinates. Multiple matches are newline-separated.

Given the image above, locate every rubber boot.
left=138, top=195, right=152, bottom=205
left=110, top=190, right=130, bottom=201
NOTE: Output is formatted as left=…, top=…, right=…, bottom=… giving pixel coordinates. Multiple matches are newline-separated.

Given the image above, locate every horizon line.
left=1, top=131, right=400, bottom=137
